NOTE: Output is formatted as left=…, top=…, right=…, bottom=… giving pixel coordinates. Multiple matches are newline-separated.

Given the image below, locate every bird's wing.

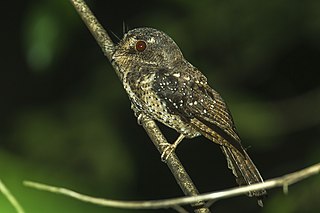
left=153, top=67, right=268, bottom=201
left=153, top=67, right=245, bottom=156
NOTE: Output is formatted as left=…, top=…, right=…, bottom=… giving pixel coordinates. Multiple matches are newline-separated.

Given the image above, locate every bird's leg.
left=160, top=134, right=185, bottom=162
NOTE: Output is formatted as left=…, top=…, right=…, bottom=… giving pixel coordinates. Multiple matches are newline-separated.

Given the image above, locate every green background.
left=1, top=0, right=319, bottom=212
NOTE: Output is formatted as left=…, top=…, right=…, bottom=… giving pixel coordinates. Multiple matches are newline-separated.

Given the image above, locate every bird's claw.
left=137, top=113, right=143, bottom=125
left=159, top=134, right=185, bottom=162
left=160, top=143, right=177, bottom=162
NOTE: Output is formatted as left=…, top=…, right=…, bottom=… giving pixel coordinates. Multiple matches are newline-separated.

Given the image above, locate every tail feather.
left=221, top=146, right=267, bottom=206
left=189, top=118, right=267, bottom=205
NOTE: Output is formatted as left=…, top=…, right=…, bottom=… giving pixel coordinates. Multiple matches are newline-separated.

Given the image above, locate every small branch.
left=69, top=0, right=209, bottom=212
left=24, top=163, right=320, bottom=210
left=0, top=179, right=25, bottom=213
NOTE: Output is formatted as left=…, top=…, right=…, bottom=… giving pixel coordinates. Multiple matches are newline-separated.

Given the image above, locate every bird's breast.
left=123, top=70, right=199, bottom=138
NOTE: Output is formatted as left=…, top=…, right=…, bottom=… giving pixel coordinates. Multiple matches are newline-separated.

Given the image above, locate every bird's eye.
left=135, top=40, right=147, bottom=52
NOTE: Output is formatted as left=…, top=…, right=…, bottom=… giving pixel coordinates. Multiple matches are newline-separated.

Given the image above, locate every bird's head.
left=112, top=28, right=184, bottom=73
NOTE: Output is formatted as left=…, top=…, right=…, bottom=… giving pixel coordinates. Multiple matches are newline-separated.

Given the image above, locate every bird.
left=111, top=27, right=267, bottom=206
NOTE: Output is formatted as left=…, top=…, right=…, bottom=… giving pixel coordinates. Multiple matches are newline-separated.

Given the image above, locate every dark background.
left=1, top=0, right=320, bottom=212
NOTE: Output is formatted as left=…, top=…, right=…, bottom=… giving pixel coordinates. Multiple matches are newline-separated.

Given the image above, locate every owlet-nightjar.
left=111, top=27, right=267, bottom=205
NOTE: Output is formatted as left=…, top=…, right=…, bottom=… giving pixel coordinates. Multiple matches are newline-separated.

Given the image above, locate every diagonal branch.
left=0, top=179, right=25, bottom=213
left=69, top=0, right=210, bottom=212
left=24, top=163, right=320, bottom=210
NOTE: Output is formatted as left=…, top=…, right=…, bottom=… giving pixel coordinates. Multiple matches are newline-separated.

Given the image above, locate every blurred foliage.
left=1, top=0, right=320, bottom=212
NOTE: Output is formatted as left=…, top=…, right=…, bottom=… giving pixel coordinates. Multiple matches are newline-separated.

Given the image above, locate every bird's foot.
left=132, top=105, right=144, bottom=125
left=137, top=113, right=144, bottom=125
left=160, top=134, right=185, bottom=162
left=160, top=143, right=177, bottom=162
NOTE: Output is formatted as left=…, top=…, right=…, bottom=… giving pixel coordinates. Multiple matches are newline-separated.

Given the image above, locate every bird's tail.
left=220, top=146, right=267, bottom=206
left=190, top=117, right=267, bottom=205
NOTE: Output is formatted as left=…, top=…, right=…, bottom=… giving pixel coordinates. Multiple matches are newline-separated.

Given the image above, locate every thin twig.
left=69, top=0, right=210, bottom=212
left=0, top=179, right=25, bottom=213
left=23, top=163, right=320, bottom=210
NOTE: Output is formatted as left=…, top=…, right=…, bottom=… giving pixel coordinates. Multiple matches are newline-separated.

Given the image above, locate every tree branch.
left=0, top=179, right=25, bottom=213
left=23, top=163, right=320, bottom=210
left=69, top=0, right=209, bottom=212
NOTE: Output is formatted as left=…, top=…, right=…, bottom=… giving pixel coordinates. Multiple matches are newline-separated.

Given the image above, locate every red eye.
left=136, top=40, right=147, bottom=52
